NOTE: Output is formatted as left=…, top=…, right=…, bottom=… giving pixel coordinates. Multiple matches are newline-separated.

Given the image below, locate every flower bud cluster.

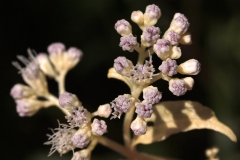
left=10, top=43, right=84, bottom=117
left=45, top=92, right=108, bottom=156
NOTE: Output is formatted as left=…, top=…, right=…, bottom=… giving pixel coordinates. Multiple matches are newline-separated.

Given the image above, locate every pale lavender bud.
left=97, top=104, right=112, bottom=118
left=131, top=116, right=147, bottom=136
left=143, top=86, right=162, bottom=104
left=111, top=94, right=134, bottom=119
left=119, top=35, right=138, bottom=52
left=91, top=119, right=107, bottom=136
left=145, top=4, right=161, bottom=19
left=135, top=101, right=153, bottom=118
left=59, top=92, right=81, bottom=110
left=65, top=106, right=88, bottom=128
left=144, top=4, right=161, bottom=26
left=44, top=122, right=76, bottom=156
left=159, top=58, right=178, bottom=76
left=164, top=30, right=180, bottom=46
left=10, top=84, right=34, bottom=99
left=16, top=99, right=42, bottom=117
left=154, top=40, right=170, bottom=60
left=177, top=59, right=201, bottom=75
left=71, top=127, right=91, bottom=149
left=67, top=47, right=83, bottom=59
left=48, top=42, right=65, bottom=54
left=141, top=26, right=160, bottom=46
left=169, top=79, right=187, bottom=96
left=115, top=19, right=132, bottom=36
left=170, top=13, right=189, bottom=35
left=114, top=56, right=133, bottom=76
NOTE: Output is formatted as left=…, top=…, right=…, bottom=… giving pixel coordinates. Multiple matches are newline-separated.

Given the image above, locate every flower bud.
left=59, top=92, right=82, bottom=110
left=169, top=78, right=188, bottom=96
left=169, top=46, right=182, bottom=59
left=141, top=26, right=160, bottom=47
left=114, top=56, right=134, bottom=76
left=15, top=98, right=43, bottom=117
left=115, top=19, right=132, bottom=36
left=130, top=116, right=147, bottom=135
left=143, top=86, right=162, bottom=104
left=63, top=47, right=83, bottom=70
left=177, top=59, right=201, bottom=75
left=159, top=58, right=178, bottom=76
left=164, top=30, right=180, bottom=46
left=170, top=13, right=189, bottom=35
left=131, top=11, right=144, bottom=25
left=72, top=150, right=91, bottom=160
left=182, top=77, right=194, bottom=90
left=119, top=35, right=138, bottom=52
left=36, top=53, right=57, bottom=78
left=135, top=101, right=153, bottom=118
left=179, top=33, right=192, bottom=45
left=71, top=127, right=92, bottom=149
left=144, top=4, right=161, bottom=26
left=10, top=83, right=34, bottom=99
left=91, top=119, right=107, bottom=136
left=153, top=39, right=171, bottom=60
left=97, top=104, right=112, bottom=118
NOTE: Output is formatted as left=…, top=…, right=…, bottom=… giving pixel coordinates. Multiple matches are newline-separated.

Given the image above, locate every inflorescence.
left=10, top=4, right=202, bottom=160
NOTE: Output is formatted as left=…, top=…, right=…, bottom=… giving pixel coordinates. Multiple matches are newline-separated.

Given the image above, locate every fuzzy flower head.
left=135, top=101, right=153, bottom=118
left=159, top=58, right=178, bottom=76
left=115, top=19, right=132, bottom=36
left=44, top=122, right=76, bottom=156
left=119, top=35, right=138, bottom=52
left=91, top=118, right=107, bottom=136
left=71, top=127, right=92, bottom=149
left=141, top=26, right=160, bottom=47
left=114, top=56, right=134, bottom=76
left=164, top=30, right=180, bottom=46
left=65, top=106, right=89, bottom=128
left=142, top=86, right=162, bottom=105
left=110, top=94, right=134, bottom=119
left=130, top=55, right=155, bottom=84
left=170, top=13, right=189, bottom=35
left=59, top=92, right=82, bottom=110
left=144, top=4, right=161, bottom=26
left=153, top=39, right=171, bottom=60
left=169, top=78, right=188, bottom=96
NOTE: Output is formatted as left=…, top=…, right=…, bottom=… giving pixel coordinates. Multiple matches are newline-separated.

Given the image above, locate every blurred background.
left=1, top=0, right=240, bottom=159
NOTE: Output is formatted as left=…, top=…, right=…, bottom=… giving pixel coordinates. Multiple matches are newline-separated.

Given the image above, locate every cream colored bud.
left=36, top=53, right=57, bottom=78
left=131, top=11, right=144, bottom=25
left=130, top=116, right=147, bottom=135
left=177, top=59, right=201, bottom=75
left=182, top=77, right=194, bottom=90
left=97, top=104, right=112, bottom=118
left=179, top=33, right=192, bottom=45
left=72, top=150, right=91, bottom=160
left=169, top=46, right=182, bottom=59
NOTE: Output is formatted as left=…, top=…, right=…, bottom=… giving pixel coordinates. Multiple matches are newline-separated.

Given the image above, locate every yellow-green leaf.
left=132, top=101, right=237, bottom=147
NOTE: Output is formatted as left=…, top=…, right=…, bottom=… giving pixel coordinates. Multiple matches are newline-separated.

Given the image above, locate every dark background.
left=1, top=0, right=240, bottom=159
